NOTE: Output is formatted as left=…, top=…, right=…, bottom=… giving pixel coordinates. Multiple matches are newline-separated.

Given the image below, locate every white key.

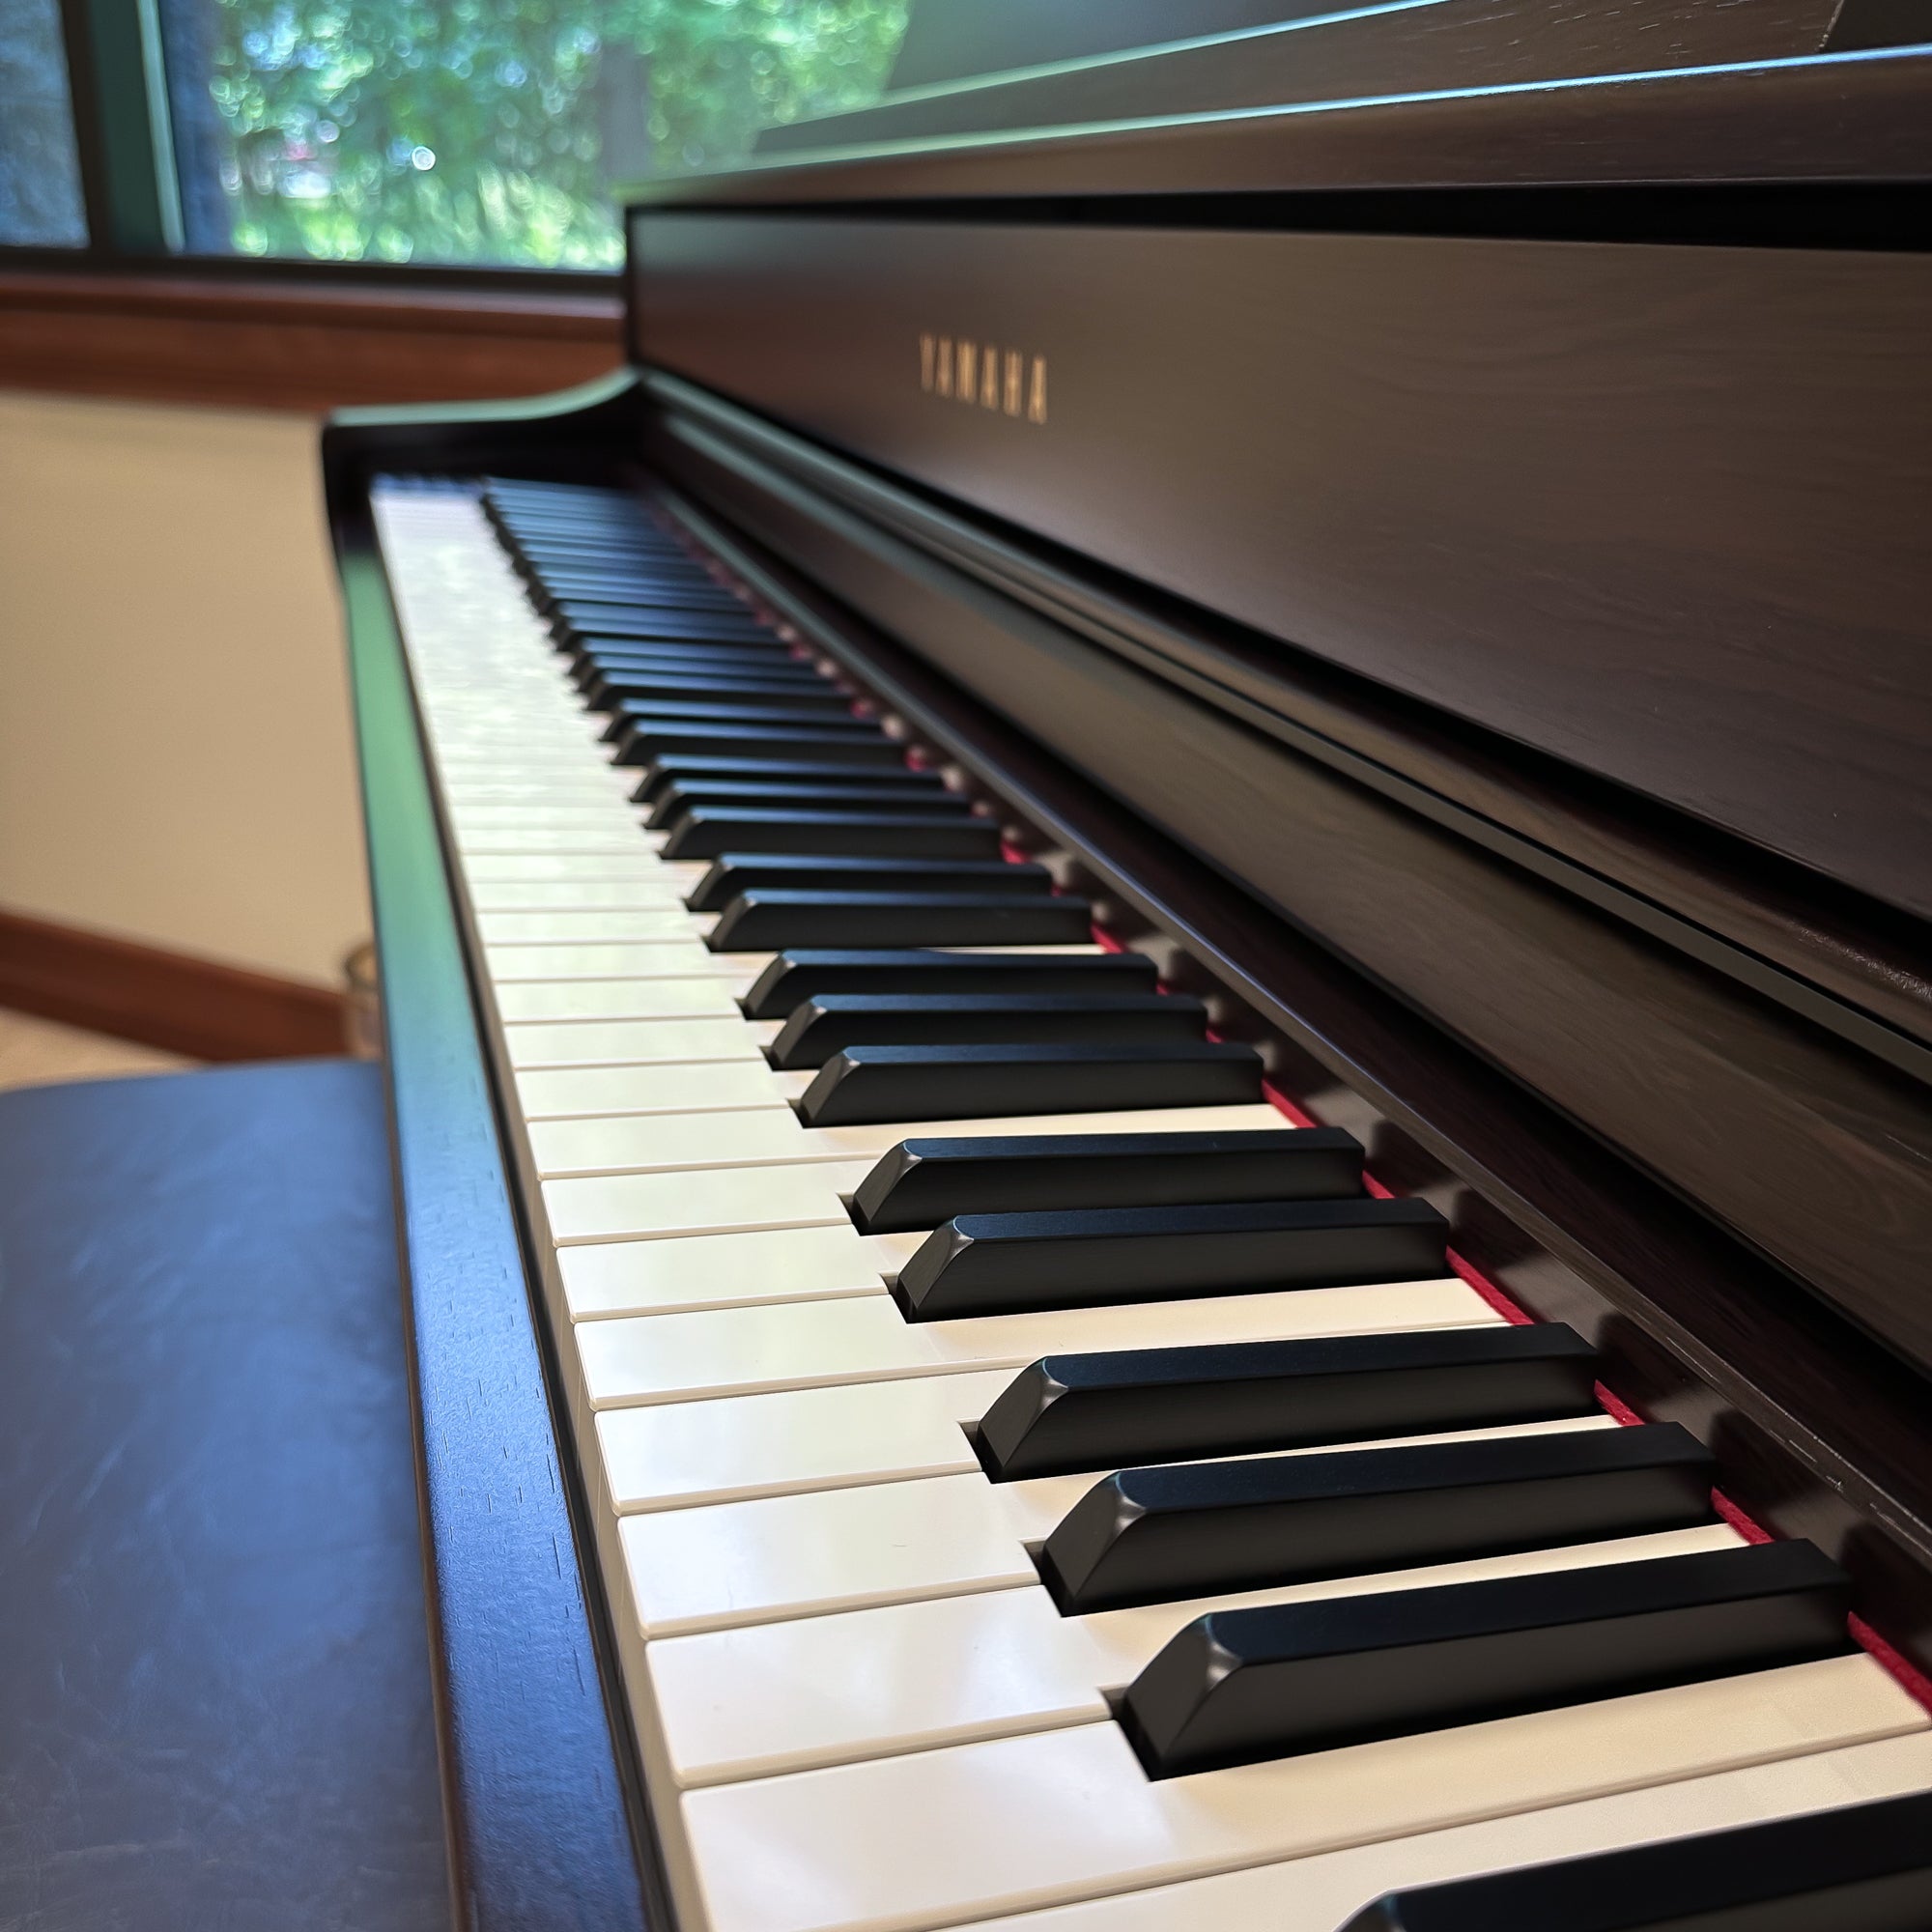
left=649, top=1520, right=1743, bottom=1783
left=504, top=1018, right=769, bottom=1069
left=463, top=854, right=671, bottom=883
left=470, top=880, right=699, bottom=912
left=946, top=1730, right=1932, bottom=1932
left=449, top=804, right=644, bottom=827
left=526, top=1102, right=1291, bottom=1179
left=558, top=1225, right=889, bottom=1320
left=622, top=1470, right=1055, bottom=1634
left=517, top=1062, right=794, bottom=1123
left=454, top=828, right=655, bottom=854
left=442, top=780, right=635, bottom=804
left=493, top=978, right=742, bottom=1023
left=481, top=911, right=703, bottom=946
left=573, top=1276, right=1495, bottom=1406
left=487, top=943, right=737, bottom=980
left=681, top=1655, right=1928, bottom=1932
left=616, top=1416, right=1615, bottom=1634
left=547, top=1162, right=872, bottom=1245
left=539, top=1108, right=829, bottom=1178
left=601, top=1369, right=1014, bottom=1513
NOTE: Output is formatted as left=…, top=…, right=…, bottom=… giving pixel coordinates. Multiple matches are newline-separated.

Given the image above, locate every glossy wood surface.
left=757, top=0, right=1841, bottom=154
left=630, top=45, right=1932, bottom=203
left=0, top=1061, right=448, bottom=1931
left=0, top=272, right=622, bottom=412
left=335, top=501, right=653, bottom=1932
left=633, top=214, right=1932, bottom=923
left=0, top=905, right=348, bottom=1061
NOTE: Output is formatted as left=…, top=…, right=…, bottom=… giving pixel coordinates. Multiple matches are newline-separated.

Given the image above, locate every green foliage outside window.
left=183, top=0, right=907, bottom=266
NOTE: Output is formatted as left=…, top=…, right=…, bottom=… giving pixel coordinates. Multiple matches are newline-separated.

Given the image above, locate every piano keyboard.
left=371, top=478, right=1932, bottom=1932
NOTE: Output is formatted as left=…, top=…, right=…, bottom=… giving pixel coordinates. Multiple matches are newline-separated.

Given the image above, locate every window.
left=7, top=1, right=1512, bottom=273
left=155, top=0, right=911, bottom=268
left=0, top=0, right=89, bottom=245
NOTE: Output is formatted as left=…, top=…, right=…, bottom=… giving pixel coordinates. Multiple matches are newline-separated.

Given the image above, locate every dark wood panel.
left=660, top=469, right=1932, bottom=1673
left=0, top=272, right=623, bottom=412
left=334, top=506, right=653, bottom=1932
left=0, top=907, right=348, bottom=1061
left=760, top=0, right=1837, bottom=153
left=654, top=416, right=1932, bottom=1378
left=631, top=47, right=1932, bottom=202
left=632, top=215, right=1932, bottom=922
left=648, top=373, right=1932, bottom=1066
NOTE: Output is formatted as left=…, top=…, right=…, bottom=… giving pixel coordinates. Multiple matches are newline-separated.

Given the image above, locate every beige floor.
left=0, top=1009, right=195, bottom=1094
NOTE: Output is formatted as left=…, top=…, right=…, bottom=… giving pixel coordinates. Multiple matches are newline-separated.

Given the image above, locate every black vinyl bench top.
left=0, top=1060, right=449, bottom=1932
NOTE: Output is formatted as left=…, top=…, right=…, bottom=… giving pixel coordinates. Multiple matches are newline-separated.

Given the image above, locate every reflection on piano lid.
left=322, top=20, right=1932, bottom=1932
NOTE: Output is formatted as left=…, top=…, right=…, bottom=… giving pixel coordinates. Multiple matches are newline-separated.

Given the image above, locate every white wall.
left=0, top=390, right=369, bottom=987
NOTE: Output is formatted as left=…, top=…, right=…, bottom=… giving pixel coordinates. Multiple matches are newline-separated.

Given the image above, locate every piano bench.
left=0, top=1059, right=450, bottom=1932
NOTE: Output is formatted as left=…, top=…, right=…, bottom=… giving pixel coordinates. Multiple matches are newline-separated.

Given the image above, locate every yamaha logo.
left=919, top=333, right=1047, bottom=424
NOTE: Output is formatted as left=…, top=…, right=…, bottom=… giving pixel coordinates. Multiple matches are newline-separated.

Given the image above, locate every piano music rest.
left=0, top=1061, right=448, bottom=1932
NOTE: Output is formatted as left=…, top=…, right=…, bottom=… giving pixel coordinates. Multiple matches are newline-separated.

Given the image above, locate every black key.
left=521, top=554, right=725, bottom=581
left=636, top=759, right=949, bottom=807
left=514, top=552, right=698, bottom=580
left=1341, top=1787, right=1932, bottom=1932
left=508, top=532, right=688, bottom=557
left=663, top=810, right=1003, bottom=860
left=600, top=701, right=877, bottom=744
left=688, top=855, right=1046, bottom=913
left=852, top=1127, right=1361, bottom=1235
left=533, top=579, right=745, bottom=612
left=1121, top=1539, right=1850, bottom=1778
left=604, top=696, right=865, bottom=726
left=648, top=783, right=973, bottom=829
left=486, top=480, right=655, bottom=510
left=705, top=891, right=1094, bottom=952
left=573, top=647, right=807, bottom=679
left=1040, top=1423, right=1715, bottom=1613
left=768, top=992, right=1207, bottom=1070
left=554, top=606, right=772, bottom=643
left=493, top=495, right=664, bottom=516
left=583, top=674, right=851, bottom=713
left=577, top=657, right=822, bottom=691
left=512, top=542, right=714, bottom=568
left=895, top=1196, right=1446, bottom=1320
left=494, top=517, right=674, bottom=547
left=797, top=1039, right=1263, bottom=1129
left=616, top=724, right=910, bottom=769
left=567, top=639, right=798, bottom=668
left=490, top=503, right=669, bottom=532
left=505, top=528, right=685, bottom=557
left=743, top=948, right=1161, bottom=1020
left=976, top=1323, right=1601, bottom=1481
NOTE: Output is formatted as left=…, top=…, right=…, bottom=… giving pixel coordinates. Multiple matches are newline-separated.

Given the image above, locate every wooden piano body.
left=323, top=18, right=1932, bottom=1929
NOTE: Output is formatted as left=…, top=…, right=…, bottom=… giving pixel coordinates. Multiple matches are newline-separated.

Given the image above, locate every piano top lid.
left=618, top=40, right=1932, bottom=209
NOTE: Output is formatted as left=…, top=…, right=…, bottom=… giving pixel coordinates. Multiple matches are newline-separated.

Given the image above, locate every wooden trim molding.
left=0, top=271, right=624, bottom=412
left=0, top=909, right=349, bottom=1062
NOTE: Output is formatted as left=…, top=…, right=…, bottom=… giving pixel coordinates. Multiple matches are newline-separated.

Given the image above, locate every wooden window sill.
left=0, top=271, right=625, bottom=413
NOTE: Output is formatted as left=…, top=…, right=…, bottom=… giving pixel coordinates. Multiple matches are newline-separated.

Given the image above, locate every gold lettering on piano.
left=919, top=331, right=1046, bottom=426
